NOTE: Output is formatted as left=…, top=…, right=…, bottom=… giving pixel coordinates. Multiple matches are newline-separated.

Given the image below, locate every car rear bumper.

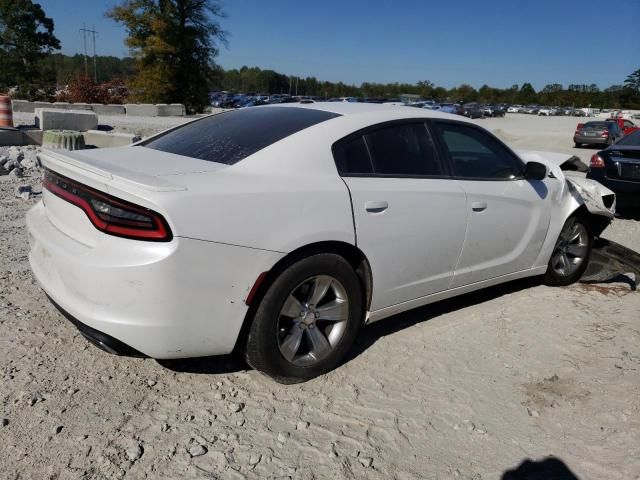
left=586, top=168, right=640, bottom=195
left=574, top=135, right=609, bottom=145
left=27, top=201, right=283, bottom=359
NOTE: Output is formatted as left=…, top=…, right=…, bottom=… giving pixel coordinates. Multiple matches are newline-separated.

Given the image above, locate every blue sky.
left=39, top=0, right=640, bottom=90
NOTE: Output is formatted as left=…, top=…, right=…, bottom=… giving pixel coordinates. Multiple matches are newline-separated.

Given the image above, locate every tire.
left=244, top=253, right=363, bottom=383
left=544, top=215, right=593, bottom=286
left=574, top=143, right=581, bottom=148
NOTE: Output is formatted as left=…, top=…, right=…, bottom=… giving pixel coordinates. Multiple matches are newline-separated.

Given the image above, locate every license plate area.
left=620, top=163, right=640, bottom=179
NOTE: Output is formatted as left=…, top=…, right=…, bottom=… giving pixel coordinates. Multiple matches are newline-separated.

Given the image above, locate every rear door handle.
left=365, top=201, right=388, bottom=213
left=471, top=201, right=487, bottom=212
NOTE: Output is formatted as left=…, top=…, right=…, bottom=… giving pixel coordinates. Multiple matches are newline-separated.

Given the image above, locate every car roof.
left=265, top=101, right=475, bottom=124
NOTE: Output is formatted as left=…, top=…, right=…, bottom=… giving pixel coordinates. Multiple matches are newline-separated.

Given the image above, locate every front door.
left=431, top=120, right=552, bottom=287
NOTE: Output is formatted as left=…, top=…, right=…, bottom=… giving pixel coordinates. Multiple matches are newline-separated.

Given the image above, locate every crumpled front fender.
left=564, top=172, right=616, bottom=219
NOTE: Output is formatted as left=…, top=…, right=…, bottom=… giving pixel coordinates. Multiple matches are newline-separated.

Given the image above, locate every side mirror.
left=525, top=161, right=547, bottom=180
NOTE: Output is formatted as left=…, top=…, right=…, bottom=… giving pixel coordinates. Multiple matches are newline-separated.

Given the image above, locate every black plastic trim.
left=47, top=295, right=146, bottom=357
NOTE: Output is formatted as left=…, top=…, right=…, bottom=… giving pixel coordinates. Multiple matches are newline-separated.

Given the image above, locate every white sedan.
left=27, top=103, right=615, bottom=382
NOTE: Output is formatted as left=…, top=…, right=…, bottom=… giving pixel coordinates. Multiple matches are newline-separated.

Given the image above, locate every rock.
left=296, top=420, right=309, bottom=430
left=8, top=168, right=23, bottom=179
left=0, top=155, right=8, bottom=166
left=207, top=450, right=227, bottom=468
left=15, top=185, right=32, bottom=200
left=1, top=417, right=8, bottom=426
left=126, top=443, right=143, bottom=462
left=161, top=423, right=170, bottom=432
left=358, top=456, right=373, bottom=468
left=147, top=379, right=157, bottom=387
left=19, top=153, right=39, bottom=170
left=213, top=393, right=224, bottom=400
left=277, top=432, right=289, bottom=443
left=249, top=453, right=262, bottom=465
left=228, top=402, right=244, bottom=413
left=189, top=444, right=207, bottom=457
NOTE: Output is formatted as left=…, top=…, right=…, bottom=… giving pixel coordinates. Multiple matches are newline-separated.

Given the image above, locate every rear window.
left=617, top=130, right=640, bottom=146
left=142, top=107, right=340, bottom=164
left=583, top=122, right=608, bottom=129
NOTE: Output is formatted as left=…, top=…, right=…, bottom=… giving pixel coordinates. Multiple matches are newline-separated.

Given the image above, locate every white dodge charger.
left=27, top=103, right=615, bottom=382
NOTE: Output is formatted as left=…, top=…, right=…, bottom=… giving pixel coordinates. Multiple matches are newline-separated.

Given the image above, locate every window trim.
left=429, top=119, right=527, bottom=182
left=331, top=119, right=451, bottom=179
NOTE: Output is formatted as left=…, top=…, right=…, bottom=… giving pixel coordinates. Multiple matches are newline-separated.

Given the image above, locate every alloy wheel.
left=551, top=220, right=589, bottom=277
left=276, top=275, right=349, bottom=367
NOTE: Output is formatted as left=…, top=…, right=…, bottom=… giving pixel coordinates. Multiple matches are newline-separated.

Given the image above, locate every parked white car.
left=27, top=103, right=615, bottom=382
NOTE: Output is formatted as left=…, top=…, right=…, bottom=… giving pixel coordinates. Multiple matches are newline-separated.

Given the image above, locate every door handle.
left=365, top=201, right=388, bottom=213
left=471, top=201, right=487, bottom=212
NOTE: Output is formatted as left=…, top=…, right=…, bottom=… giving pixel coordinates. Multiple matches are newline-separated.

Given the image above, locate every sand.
left=1, top=113, right=639, bottom=480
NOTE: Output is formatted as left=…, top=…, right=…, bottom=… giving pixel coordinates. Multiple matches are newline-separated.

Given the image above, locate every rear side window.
left=333, top=122, right=443, bottom=176
left=365, top=123, right=442, bottom=176
left=142, top=107, right=340, bottom=165
left=434, top=122, right=524, bottom=179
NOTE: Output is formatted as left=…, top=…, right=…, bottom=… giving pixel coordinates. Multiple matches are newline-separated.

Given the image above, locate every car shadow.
left=159, top=239, right=640, bottom=376
left=345, top=276, right=542, bottom=363
left=502, top=457, right=580, bottom=479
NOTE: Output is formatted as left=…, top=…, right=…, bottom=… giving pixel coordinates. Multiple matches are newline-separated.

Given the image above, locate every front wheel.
left=544, top=216, right=593, bottom=286
left=244, top=253, right=363, bottom=383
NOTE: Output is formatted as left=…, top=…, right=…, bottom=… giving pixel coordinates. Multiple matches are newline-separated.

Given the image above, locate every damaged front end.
left=517, top=150, right=616, bottom=235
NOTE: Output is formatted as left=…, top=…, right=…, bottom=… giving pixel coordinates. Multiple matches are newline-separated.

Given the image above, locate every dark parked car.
left=587, top=130, right=640, bottom=206
left=462, top=103, right=484, bottom=119
left=574, top=121, right=624, bottom=147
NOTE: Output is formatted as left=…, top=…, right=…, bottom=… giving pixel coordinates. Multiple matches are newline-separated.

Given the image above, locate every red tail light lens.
left=590, top=154, right=605, bottom=168
left=43, top=168, right=172, bottom=241
left=601, top=130, right=609, bottom=137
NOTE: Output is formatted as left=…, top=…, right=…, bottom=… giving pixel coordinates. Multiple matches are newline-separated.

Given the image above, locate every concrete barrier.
left=157, top=103, right=186, bottom=116
left=12, top=100, right=185, bottom=117
left=125, top=104, right=158, bottom=117
left=83, top=130, right=141, bottom=148
left=35, top=108, right=98, bottom=132
left=91, top=104, right=126, bottom=115
left=0, top=128, right=23, bottom=146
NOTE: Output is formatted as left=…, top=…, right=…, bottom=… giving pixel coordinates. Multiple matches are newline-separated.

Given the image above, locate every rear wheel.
left=245, top=253, right=363, bottom=383
left=544, top=216, right=593, bottom=286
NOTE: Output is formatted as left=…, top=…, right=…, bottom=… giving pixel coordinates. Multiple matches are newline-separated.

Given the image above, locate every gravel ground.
left=1, top=115, right=639, bottom=480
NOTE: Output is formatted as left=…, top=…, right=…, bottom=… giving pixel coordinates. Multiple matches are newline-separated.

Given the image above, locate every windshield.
left=142, top=107, right=340, bottom=165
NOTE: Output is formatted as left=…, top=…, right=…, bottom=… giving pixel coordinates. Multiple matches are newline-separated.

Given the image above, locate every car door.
left=431, top=120, right=552, bottom=288
left=333, top=121, right=468, bottom=310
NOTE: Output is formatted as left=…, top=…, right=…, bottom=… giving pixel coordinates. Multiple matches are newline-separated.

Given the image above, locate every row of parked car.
left=507, top=105, right=593, bottom=116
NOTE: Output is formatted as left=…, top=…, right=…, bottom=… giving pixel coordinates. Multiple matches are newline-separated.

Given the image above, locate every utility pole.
left=79, top=24, right=99, bottom=81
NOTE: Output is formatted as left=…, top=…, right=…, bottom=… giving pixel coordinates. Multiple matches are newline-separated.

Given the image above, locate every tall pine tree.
left=108, top=0, right=227, bottom=112
left=0, top=0, right=60, bottom=98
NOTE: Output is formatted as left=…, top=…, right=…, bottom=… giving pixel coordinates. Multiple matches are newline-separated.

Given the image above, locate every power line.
left=79, top=24, right=99, bottom=81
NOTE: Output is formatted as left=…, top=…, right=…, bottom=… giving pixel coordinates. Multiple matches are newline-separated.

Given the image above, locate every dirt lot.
left=1, top=114, right=639, bottom=480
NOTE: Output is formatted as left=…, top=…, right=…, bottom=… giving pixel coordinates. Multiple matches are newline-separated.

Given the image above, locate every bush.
left=56, top=75, right=129, bottom=104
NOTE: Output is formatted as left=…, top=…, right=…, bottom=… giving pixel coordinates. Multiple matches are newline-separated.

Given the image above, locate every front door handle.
left=471, top=201, right=487, bottom=212
left=365, top=201, right=388, bottom=213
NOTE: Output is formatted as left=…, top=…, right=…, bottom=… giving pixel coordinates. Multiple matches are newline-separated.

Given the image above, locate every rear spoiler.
left=38, top=148, right=186, bottom=192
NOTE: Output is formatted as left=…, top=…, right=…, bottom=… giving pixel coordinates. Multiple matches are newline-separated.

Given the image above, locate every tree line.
left=1, top=0, right=639, bottom=112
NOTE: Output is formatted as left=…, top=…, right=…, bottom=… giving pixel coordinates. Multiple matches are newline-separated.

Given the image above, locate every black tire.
left=544, top=215, right=593, bottom=286
left=244, top=253, right=363, bottom=383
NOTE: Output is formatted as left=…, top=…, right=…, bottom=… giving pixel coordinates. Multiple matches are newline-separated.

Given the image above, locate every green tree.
left=0, top=0, right=60, bottom=98
left=517, top=82, right=537, bottom=104
left=624, top=69, right=640, bottom=91
left=107, top=0, right=227, bottom=112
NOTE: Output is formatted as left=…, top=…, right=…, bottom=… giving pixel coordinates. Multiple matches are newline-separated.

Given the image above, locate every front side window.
left=434, top=122, right=524, bottom=179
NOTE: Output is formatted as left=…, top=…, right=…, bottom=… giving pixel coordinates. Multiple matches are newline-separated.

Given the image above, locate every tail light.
left=601, top=130, right=609, bottom=137
left=43, top=168, right=172, bottom=241
left=590, top=154, right=605, bottom=168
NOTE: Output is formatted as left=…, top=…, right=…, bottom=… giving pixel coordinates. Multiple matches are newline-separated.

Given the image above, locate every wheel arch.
left=233, top=241, right=373, bottom=353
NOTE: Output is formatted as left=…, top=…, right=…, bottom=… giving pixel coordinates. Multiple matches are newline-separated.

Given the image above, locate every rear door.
left=431, top=120, right=552, bottom=287
left=334, top=121, right=467, bottom=310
